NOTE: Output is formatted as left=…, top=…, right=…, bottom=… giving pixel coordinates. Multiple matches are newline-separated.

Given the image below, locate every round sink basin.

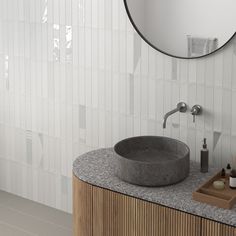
left=114, top=136, right=190, bottom=187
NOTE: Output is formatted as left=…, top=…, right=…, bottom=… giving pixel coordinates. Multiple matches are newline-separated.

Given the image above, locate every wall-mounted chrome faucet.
left=191, top=105, right=202, bottom=122
left=163, top=102, right=187, bottom=129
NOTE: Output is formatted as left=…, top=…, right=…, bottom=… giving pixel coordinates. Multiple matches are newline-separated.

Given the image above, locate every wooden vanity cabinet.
left=73, top=176, right=236, bottom=236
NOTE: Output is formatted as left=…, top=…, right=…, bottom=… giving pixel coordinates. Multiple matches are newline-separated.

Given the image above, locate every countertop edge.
left=73, top=171, right=236, bottom=228
left=73, top=148, right=236, bottom=227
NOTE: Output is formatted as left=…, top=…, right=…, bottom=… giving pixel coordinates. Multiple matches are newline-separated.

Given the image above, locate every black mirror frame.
left=124, top=0, right=236, bottom=59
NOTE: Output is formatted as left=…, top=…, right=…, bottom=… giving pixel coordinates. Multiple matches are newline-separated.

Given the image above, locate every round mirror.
left=124, top=0, right=236, bottom=59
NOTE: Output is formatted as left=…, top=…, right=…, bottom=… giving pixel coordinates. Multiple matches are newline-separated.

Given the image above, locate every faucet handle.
left=191, top=105, right=202, bottom=123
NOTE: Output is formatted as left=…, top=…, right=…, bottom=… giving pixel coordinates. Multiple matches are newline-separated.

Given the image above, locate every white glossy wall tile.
left=0, top=0, right=236, bottom=213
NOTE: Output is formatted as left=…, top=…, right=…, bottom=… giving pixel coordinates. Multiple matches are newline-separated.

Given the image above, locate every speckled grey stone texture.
left=114, top=136, right=190, bottom=186
left=73, top=148, right=236, bottom=227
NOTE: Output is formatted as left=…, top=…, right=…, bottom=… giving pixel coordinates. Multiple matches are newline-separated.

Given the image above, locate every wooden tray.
left=192, top=171, right=236, bottom=209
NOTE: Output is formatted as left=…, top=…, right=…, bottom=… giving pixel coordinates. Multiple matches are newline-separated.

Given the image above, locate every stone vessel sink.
left=114, top=136, right=190, bottom=187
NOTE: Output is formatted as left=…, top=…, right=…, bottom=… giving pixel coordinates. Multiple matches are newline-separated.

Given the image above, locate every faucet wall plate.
left=177, top=102, right=188, bottom=113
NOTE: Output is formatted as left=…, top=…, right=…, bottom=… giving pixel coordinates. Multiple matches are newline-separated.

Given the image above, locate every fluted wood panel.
left=201, top=218, right=236, bottom=236
left=74, top=176, right=236, bottom=236
left=73, top=177, right=93, bottom=236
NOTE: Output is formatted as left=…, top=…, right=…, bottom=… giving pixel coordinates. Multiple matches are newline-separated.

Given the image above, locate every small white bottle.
left=230, top=170, right=236, bottom=189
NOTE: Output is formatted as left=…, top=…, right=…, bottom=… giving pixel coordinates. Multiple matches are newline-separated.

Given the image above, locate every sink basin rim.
left=114, top=135, right=190, bottom=165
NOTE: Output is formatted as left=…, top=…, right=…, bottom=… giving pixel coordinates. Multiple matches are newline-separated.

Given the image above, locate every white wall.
left=0, top=0, right=236, bottom=213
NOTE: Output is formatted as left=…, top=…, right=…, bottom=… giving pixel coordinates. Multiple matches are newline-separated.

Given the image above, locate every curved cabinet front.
left=73, top=175, right=236, bottom=236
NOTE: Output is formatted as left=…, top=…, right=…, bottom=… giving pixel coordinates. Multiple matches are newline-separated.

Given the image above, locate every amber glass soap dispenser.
left=201, top=138, right=209, bottom=173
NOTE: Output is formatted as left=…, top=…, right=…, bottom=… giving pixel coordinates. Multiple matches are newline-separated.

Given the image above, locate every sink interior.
left=124, top=149, right=181, bottom=163
left=115, top=136, right=189, bottom=163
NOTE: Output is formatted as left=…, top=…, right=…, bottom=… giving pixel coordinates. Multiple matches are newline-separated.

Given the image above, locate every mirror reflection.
left=125, top=0, right=236, bottom=58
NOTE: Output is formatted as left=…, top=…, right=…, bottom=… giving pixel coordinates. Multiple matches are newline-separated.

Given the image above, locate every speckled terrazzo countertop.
left=73, top=148, right=236, bottom=227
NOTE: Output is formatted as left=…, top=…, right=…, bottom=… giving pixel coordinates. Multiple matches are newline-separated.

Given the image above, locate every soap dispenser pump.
left=201, top=138, right=209, bottom=173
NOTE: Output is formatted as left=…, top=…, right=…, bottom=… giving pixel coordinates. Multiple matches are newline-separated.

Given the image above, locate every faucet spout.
left=162, top=102, right=187, bottom=129
left=163, top=108, right=179, bottom=129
